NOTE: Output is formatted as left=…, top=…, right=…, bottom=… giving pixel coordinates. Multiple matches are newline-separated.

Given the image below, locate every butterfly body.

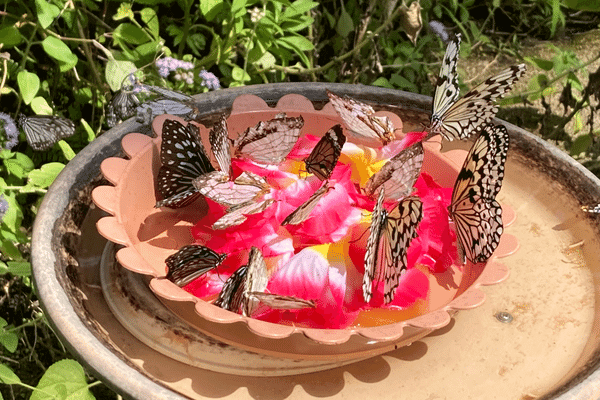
left=107, top=90, right=140, bottom=127
left=18, top=114, right=76, bottom=151
left=281, top=181, right=332, bottom=226
left=448, top=124, right=509, bottom=264
left=363, top=189, right=423, bottom=304
left=305, top=125, right=346, bottom=181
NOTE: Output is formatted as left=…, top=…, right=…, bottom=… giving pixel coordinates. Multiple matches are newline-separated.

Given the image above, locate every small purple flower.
left=199, top=70, right=221, bottom=90
left=429, top=21, right=450, bottom=44
left=156, top=57, right=194, bottom=78
left=0, top=112, right=18, bottom=150
left=0, top=195, right=8, bottom=222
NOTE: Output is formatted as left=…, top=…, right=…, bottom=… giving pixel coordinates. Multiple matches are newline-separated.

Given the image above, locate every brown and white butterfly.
left=192, top=170, right=270, bottom=208
left=209, top=114, right=232, bottom=177
left=165, top=244, right=226, bottom=287
left=281, top=181, right=332, bottom=226
left=363, top=189, right=423, bottom=304
left=212, top=198, right=275, bottom=230
left=448, top=124, right=508, bottom=264
left=234, top=112, right=304, bottom=164
left=304, top=124, right=346, bottom=181
left=214, top=247, right=314, bottom=316
left=327, top=90, right=395, bottom=145
left=364, top=142, right=424, bottom=201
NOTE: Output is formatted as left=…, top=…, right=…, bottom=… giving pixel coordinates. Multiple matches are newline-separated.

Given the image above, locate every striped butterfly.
left=430, top=34, right=461, bottom=130
left=430, top=62, right=526, bottom=141
left=448, top=124, right=509, bottom=264
left=155, top=119, right=215, bottom=208
left=208, top=114, right=232, bottom=177
left=165, top=244, right=226, bottom=287
left=304, top=124, right=346, bottom=181
left=281, top=181, right=331, bottom=226
left=234, top=112, right=304, bottom=164
left=363, top=188, right=423, bottom=304
left=364, top=142, right=424, bottom=201
left=327, top=90, right=395, bottom=145
left=141, top=84, right=195, bottom=102
left=136, top=99, right=199, bottom=125
left=192, top=170, right=270, bottom=208
left=107, top=90, right=140, bottom=128
left=18, top=114, right=76, bottom=151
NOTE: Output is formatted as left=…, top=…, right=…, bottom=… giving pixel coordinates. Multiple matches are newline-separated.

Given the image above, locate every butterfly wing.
left=242, top=247, right=269, bottom=317
left=214, top=266, right=248, bottom=312
left=209, top=114, right=232, bottom=177
left=381, top=197, right=423, bottom=304
left=19, top=115, right=76, bottom=151
left=449, top=124, right=509, bottom=264
left=327, top=90, right=394, bottom=145
left=107, top=90, right=140, bottom=127
left=363, top=188, right=387, bottom=303
left=281, top=181, right=331, bottom=226
left=212, top=198, right=274, bottom=230
left=305, top=124, right=346, bottom=180
left=193, top=171, right=269, bottom=207
left=136, top=99, right=198, bottom=125
left=431, top=33, right=461, bottom=123
left=165, top=244, right=226, bottom=287
left=434, top=64, right=526, bottom=141
left=156, top=119, right=215, bottom=208
left=247, top=292, right=316, bottom=310
left=142, top=84, right=194, bottom=102
left=365, top=142, right=424, bottom=200
left=234, top=112, right=304, bottom=164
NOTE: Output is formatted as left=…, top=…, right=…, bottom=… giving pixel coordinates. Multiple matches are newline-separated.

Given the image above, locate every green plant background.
left=0, top=0, right=599, bottom=398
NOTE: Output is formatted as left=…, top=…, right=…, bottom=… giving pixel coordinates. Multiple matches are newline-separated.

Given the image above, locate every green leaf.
left=563, top=0, right=600, bottom=10
left=336, top=7, right=354, bottom=38
left=231, top=66, right=250, bottom=82
left=133, top=41, right=161, bottom=60
left=28, top=162, right=65, bottom=188
left=283, top=0, right=319, bottom=18
left=4, top=153, right=34, bottom=179
left=36, top=0, right=61, bottom=29
left=0, top=26, right=23, bottom=48
left=81, top=120, right=95, bottom=142
left=140, top=8, right=159, bottom=38
left=570, top=134, right=592, bottom=156
left=0, top=240, right=22, bottom=260
left=200, top=0, right=223, bottom=21
left=30, top=360, right=95, bottom=400
left=114, top=23, right=149, bottom=45
left=31, top=97, right=53, bottom=115
left=114, top=3, right=134, bottom=20
left=6, top=261, right=31, bottom=277
left=231, top=0, right=247, bottom=15
left=277, top=35, right=314, bottom=51
left=0, top=331, right=18, bottom=353
left=0, top=364, right=21, bottom=384
left=17, top=71, right=40, bottom=105
left=57, top=141, right=76, bottom=161
left=372, top=77, right=394, bottom=89
left=105, top=59, right=136, bottom=92
left=41, top=37, right=75, bottom=63
left=254, top=51, right=276, bottom=69
left=524, top=56, right=553, bottom=71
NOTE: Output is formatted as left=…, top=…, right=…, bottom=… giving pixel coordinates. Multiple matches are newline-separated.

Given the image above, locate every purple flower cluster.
left=156, top=57, right=194, bottom=78
left=199, top=70, right=221, bottom=90
left=0, top=195, right=8, bottom=222
left=0, top=112, right=18, bottom=150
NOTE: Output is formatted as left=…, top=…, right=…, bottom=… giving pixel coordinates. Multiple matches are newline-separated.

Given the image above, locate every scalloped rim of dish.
left=92, top=93, right=517, bottom=346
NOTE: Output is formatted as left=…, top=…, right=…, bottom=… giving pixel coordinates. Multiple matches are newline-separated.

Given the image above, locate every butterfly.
left=214, top=247, right=315, bottom=315
left=430, top=33, right=461, bottom=131
left=136, top=99, right=199, bottom=125
left=363, top=188, right=423, bottom=304
left=18, top=114, right=76, bottom=151
left=193, top=170, right=270, bottom=207
left=364, top=141, right=424, bottom=201
left=165, top=244, right=226, bottom=287
left=234, top=112, right=304, bottom=164
left=281, top=181, right=331, bottom=226
left=212, top=198, right=274, bottom=230
left=141, top=84, right=195, bottom=102
left=107, top=90, right=140, bottom=128
left=430, top=61, right=526, bottom=141
left=208, top=114, right=232, bottom=177
left=326, top=90, right=394, bottom=145
left=448, top=124, right=509, bottom=264
left=155, top=119, right=215, bottom=208
left=304, top=124, right=346, bottom=180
